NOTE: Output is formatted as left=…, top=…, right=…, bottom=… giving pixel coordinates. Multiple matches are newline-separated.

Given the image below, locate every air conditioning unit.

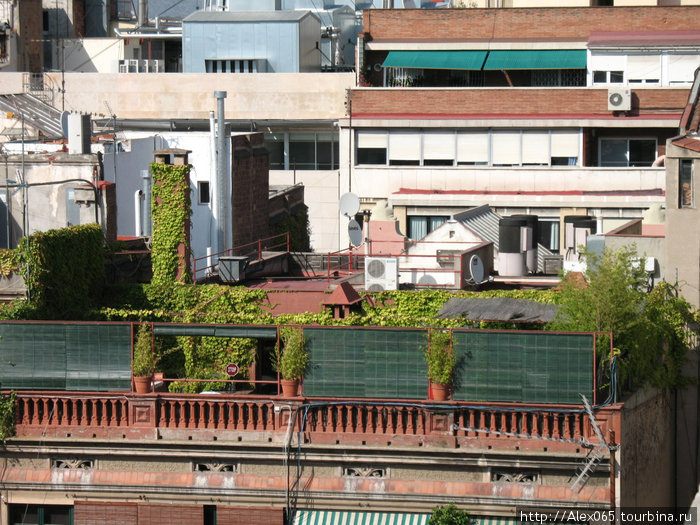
left=608, top=88, right=631, bottom=111
left=364, top=257, right=398, bottom=292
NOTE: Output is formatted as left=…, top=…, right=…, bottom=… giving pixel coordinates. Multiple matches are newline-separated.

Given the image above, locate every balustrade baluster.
left=531, top=412, right=539, bottom=437
left=177, top=400, right=185, bottom=428
left=416, top=409, right=425, bottom=435
left=366, top=406, right=375, bottom=434
left=499, top=412, right=507, bottom=436
left=574, top=413, right=582, bottom=440
left=552, top=413, right=560, bottom=439
left=563, top=413, right=572, bottom=439
left=120, top=399, right=128, bottom=425
left=90, top=400, right=98, bottom=426
left=542, top=413, right=551, bottom=438
left=510, top=412, right=518, bottom=436
left=406, top=408, right=414, bottom=434
left=468, top=410, right=475, bottom=437
left=235, top=403, right=245, bottom=430
left=110, top=400, right=118, bottom=427
left=521, top=411, right=529, bottom=436
left=397, top=408, right=405, bottom=435
left=21, top=398, right=30, bottom=425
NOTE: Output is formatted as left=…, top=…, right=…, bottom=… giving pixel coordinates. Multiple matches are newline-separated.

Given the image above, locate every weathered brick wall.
left=74, top=502, right=138, bottom=525
left=362, top=6, right=700, bottom=42
left=231, top=133, right=270, bottom=248
left=217, top=506, right=284, bottom=525
left=350, top=88, right=689, bottom=117
left=18, top=0, right=43, bottom=72
left=137, top=504, right=204, bottom=525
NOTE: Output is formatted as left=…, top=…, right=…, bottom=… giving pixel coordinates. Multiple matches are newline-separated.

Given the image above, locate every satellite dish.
left=60, top=111, right=70, bottom=138
left=339, top=192, right=360, bottom=218
left=348, top=218, right=362, bottom=246
left=469, top=254, right=485, bottom=284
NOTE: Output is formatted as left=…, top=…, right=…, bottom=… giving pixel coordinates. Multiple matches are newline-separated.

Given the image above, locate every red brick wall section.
left=363, top=7, right=700, bottom=42
left=350, top=88, right=689, bottom=118
left=217, top=506, right=284, bottom=525
left=137, top=503, right=203, bottom=525
left=74, top=501, right=138, bottom=525
left=231, top=133, right=270, bottom=248
left=18, top=0, right=43, bottom=72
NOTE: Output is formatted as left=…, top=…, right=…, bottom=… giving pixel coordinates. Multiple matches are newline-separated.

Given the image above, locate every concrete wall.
left=1, top=153, right=101, bottom=245
left=619, top=387, right=675, bottom=507
left=269, top=169, right=340, bottom=252
left=54, top=38, right=124, bottom=73
left=0, top=72, right=354, bottom=120
left=603, top=234, right=666, bottom=281
left=665, top=144, right=700, bottom=308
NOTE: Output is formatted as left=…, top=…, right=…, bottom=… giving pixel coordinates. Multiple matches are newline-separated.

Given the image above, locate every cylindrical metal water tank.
left=512, top=214, right=538, bottom=274
left=498, top=217, right=527, bottom=277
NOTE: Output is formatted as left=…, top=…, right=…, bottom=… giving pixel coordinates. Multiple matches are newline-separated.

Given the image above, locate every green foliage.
left=0, top=391, right=16, bottom=444
left=429, top=503, right=472, bottom=525
left=0, top=249, right=18, bottom=277
left=15, top=224, right=104, bottom=319
left=270, top=207, right=311, bottom=252
left=274, top=326, right=309, bottom=381
left=550, top=246, right=699, bottom=392
left=150, top=163, right=192, bottom=285
left=133, top=323, right=155, bottom=377
left=424, top=329, right=455, bottom=385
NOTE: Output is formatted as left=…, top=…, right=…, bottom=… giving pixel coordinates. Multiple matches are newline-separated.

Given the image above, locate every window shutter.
left=522, top=132, right=549, bottom=164
left=389, top=132, right=421, bottom=161
left=456, top=132, right=489, bottom=164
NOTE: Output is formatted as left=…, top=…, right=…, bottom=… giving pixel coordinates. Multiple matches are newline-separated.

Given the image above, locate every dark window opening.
left=357, top=148, right=387, bottom=165
left=680, top=159, right=693, bottom=208
left=10, top=505, right=73, bottom=525
left=197, top=181, right=210, bottom=205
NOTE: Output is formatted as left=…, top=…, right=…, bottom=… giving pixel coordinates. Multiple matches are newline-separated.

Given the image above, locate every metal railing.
left=192, top=232, right=290, bottom=282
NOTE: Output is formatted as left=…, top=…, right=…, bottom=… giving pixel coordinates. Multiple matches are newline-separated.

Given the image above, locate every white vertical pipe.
left=134, top=190, right=142, bottom=236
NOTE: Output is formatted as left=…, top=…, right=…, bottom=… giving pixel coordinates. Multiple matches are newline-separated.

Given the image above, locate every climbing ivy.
left=0, top=391, right=16, bottom=444
left=150, top=163, right=192, bottom=285
left=270, top=207, right=311, bottom=252
left=0, top=249, right=17, bottom=277
left=14, top=224, right=104, bottom=319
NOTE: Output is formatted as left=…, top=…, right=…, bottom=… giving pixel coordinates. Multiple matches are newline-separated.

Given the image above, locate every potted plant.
left=274, top=326, right=309, bottom=397
left=424, top=329, right=455, bottom=401
left=133, top=323, right=155, bottom=393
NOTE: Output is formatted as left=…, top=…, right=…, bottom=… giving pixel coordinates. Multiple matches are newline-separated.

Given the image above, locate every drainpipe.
left=134, top=190, right=142, bottom=236
left=209, top=110, right=217, bottom=254
left=141, top=169, right=151, bottom=236
left=215, top=91, right=227, bottom=252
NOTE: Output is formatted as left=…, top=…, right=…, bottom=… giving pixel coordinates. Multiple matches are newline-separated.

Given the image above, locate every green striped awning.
left=382, top=50, right=488, bottom=70
left=483, top=49, right=586, bottom=70
left=293, top=510, right=431, bottom=525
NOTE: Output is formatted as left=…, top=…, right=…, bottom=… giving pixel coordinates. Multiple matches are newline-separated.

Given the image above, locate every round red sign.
left=225, top=363, right=239, bottom=377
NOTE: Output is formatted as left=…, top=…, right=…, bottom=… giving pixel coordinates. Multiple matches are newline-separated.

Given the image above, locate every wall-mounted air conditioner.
left=364, top=257, right=398, bottom=291
left=608, top=88, right=631, bottom=111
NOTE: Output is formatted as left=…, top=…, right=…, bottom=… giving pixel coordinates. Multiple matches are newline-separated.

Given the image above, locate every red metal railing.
left=13, top=392, right=622, bottom=450
left=192, top=232, right=290, bottom=282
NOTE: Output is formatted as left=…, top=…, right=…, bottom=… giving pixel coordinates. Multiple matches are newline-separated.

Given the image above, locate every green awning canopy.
left=153, top=324, right=277, bottom=339
left=293, top=511, right=431, bottom=525
left=382, top=50, right=488, bottom=70
left=483, top=49, right=586, bottom=70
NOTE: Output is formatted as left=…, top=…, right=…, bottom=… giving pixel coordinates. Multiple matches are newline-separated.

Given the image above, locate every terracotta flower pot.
left=280, top=379, right=300, bottom=397
left=133, top=375, right=152, bottom=394
left=431, top=382, right=450, bottom=401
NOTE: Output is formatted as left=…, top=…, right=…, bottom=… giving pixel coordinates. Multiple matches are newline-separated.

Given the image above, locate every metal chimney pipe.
left=141, top=169, right=152, bottom=236
left=214, top=91, right=227, bottom=252
left=138, top=0, right=148, bottom=27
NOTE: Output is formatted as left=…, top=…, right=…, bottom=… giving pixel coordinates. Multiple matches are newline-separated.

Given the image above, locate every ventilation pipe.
left=134, top=190, right=142, bottom=236
left=141, top=169, right=152, bottom=236
left=138, top=0, right=148, bottom=27
left=215, top=91, right=227, bottom=253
